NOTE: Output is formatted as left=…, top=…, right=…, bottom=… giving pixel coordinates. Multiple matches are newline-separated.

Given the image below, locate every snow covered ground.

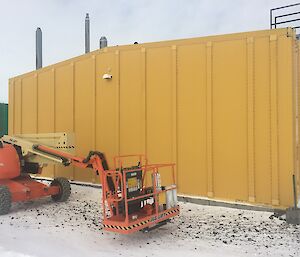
left=0, top=184, right=299, bottom=257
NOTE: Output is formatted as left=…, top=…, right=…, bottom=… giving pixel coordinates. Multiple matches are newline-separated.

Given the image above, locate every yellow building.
left=8, top=28, right=299, bottom=209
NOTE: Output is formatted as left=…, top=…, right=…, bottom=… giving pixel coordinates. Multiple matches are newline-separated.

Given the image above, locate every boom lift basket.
left=101, top=155, right=180, bottom=234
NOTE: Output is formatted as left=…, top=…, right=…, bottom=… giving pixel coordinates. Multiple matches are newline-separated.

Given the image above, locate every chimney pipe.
left=36, top=27, right=42, bottom=69
left=85, top=13, right=90, bottom=53
left=99, top=36, right=107, bottom=49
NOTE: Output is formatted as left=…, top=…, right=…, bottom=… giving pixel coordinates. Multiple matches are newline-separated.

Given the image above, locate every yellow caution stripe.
left=103, top=219, right=151, bottom=230
left=165, top=208, right=179, bottom=215
left=103, top=207, right=179, bottom=231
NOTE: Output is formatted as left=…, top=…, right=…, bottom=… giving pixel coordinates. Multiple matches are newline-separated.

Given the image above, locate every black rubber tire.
left=0, top=185, right=12, bottom=215
left=50, top=177, right=71, bottom=202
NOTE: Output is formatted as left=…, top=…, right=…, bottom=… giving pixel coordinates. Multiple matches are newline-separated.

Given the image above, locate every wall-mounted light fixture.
left=102, top=73, right=112, bottom=80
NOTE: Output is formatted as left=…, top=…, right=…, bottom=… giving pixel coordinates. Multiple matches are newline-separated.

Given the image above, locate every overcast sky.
left=0, top=0, right=296, bottom=103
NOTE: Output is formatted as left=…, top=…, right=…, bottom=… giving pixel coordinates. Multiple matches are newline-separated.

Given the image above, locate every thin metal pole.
left=270, top=9, right=273, bottom=29
left=36, top=27, right=42, bottom=69
left=85, top=13, right=90, bottom=53
left=293, top=174, right=298, bottom=209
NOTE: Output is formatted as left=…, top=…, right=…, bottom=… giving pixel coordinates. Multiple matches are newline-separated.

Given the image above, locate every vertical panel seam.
left=296, top=40, right=300, bottom=196
left=115, top=50, right=120, bottom=156
left=141, top=48, right=147, bottom=156
left=247, top=37, right=255, bottom=203
left=53, top=69, right=56, bottom=133
left=71, top=62, right=75, bottom=180
left=270, top=34, right=280, bottom=206
left=11, top=80, right=15, bottom=134
left=52, top=68, right=56, bottom=178
left=92, top=55, right=97, bottom=183
left=141, top=47, right=147, bottom=187
left=145, top=49, right=148, bottom=159
left=72, top=62, right=75, bottom=132
left=206, top=41, right=214, bottom=198
left=35, top=74, right=38, bottom=133
left=292, top=37, right=299, bottom=200
left=20, top=79, right=23, bottom=133
left=253, top=38, right=257, bottom=202
left=171, top=45, right=178, bottom=185
left=92, top=56, right=96, bottom=151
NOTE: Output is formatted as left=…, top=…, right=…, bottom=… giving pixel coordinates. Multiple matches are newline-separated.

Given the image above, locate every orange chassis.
left=0, top=175, right=60, bottom=202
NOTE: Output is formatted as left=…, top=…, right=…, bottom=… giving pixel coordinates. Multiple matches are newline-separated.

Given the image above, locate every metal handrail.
left=271, top=3, right=300, bottom=12
left=270, top=3, right=300, bottom=30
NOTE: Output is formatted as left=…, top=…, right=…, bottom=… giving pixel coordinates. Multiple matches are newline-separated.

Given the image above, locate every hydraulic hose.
left=82, top=151, right=109, bottom=170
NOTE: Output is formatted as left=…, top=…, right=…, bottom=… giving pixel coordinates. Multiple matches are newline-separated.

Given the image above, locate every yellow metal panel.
left=298, top=41, right=300, bottom=199
left=146, top=47, right=173, bottom=186
left=212, top=39, right=248, bottom=201
left=53, top=64, right=75, bottom=180
left=119, top=50, right=144, bottom=155
left=246, top=37, right=255, bottom=203
left=177, top=44, right=207, bottom=196
left=253, top=37, right=272, bottom=205
left=95, top=52, right=117, bottom=168
left=146, top=47, right=172, bottom=162
left=206, top=42, right=213, bottom=198
left=8, top=80, right=14, bottom=135
left=37, top=71, right=54, bottom=133
left=37, top=70, right=55, bottom=178
left=270, top=35, right=280, bottom=206
left=55, top=64, right=74, bottom=133
left=171, top=46, right=177, bottom=183
left=277, top=36, right=294, bottom=206
left=21, top=76, right=37, bottom=133
left=298, top=41, right=300, bottom=197
left=12, top=79, right=22, bottom=134
left=73, top=57, right=95, bottom=182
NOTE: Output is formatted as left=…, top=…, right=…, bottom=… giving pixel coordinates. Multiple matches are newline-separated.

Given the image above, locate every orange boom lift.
left=0, top=133, right=179, bottom=234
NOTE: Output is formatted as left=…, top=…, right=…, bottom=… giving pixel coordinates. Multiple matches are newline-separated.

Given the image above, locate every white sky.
left=0, top=0, right=296, bottom=103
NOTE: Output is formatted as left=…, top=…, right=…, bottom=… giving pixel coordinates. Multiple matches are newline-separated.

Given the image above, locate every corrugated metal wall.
left=8, top=28, right=299, bottom=209
left=0, top=103, right=8, bottom=137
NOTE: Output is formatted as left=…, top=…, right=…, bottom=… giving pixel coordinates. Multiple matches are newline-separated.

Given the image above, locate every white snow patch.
left=0, top=184, right=299, bottom=257
left=0, top=247, right=34, bottom=257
